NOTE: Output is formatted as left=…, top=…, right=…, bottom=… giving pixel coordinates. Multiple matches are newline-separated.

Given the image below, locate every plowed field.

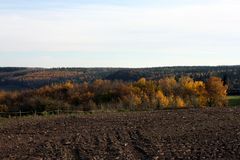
left=1, top=108, right=240, bottom=160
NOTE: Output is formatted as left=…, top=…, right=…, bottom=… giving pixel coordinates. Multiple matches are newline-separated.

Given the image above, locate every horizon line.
left=0, top=64, right=239, bottom=69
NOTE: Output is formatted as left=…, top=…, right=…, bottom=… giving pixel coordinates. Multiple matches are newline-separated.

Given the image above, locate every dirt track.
left=1, top=108, right=240, bottom=160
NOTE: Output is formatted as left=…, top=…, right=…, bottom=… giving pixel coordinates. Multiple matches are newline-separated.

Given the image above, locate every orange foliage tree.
left=206, top=77, right=228, bottom=107
left=155, top=91, right=169, bottom=108
left=175, top=96, right=185, bottom=108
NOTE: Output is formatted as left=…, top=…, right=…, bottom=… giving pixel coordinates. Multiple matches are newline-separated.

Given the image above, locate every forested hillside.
left=0, top=76, right=228, bottom=113
left=0, top=66, right=239, bottom=94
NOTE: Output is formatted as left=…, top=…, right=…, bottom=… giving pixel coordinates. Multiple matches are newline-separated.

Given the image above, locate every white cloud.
left=0, top=0, right=240, bottom=55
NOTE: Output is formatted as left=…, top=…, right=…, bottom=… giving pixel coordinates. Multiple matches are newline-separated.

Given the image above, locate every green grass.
left=228, top=96, right=240, bottom=107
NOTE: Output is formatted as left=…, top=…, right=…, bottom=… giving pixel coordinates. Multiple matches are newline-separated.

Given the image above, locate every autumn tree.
left=193, top=81, right=208, bottom=107
left=158, top=77, right=177, bottom=96
left=155, top=90, right=169, bottom=109
left=177, top=76, right=207, bottom=107
left=206, top=77, right=228, bottom=107
left=135, top=78, right=146, bottom=88
left=175, top=96, right=185, bottom=108
left=178, top=76, right=196, bottom=96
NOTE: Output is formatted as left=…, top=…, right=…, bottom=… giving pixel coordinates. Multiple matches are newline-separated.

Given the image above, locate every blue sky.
left=0, top=0, right=240, bottom=67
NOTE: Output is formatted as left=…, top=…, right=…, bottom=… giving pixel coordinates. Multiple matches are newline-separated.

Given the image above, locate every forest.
left=0, top=66, right=239, bottom=95
left=0, top=76, right=228, bottom=114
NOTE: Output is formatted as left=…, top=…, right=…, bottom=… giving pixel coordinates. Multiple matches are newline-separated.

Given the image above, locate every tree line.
left=0, top=76, right=228, bottom=113
left=0, top=66, right=239, bottom=95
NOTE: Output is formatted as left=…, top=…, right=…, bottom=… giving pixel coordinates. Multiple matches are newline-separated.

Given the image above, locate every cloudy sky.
left=0, top=0, right=240, bottom=67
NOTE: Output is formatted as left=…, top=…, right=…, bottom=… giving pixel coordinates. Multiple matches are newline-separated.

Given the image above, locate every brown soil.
left=1, top=108, right=240, bottom=160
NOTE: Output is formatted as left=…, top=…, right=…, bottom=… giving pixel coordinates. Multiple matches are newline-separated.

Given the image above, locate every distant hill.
left=0, top=66, right=239, bottom=95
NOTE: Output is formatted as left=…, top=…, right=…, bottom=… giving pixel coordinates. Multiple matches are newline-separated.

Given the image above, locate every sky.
left=0, top=0, right=240, bottom=68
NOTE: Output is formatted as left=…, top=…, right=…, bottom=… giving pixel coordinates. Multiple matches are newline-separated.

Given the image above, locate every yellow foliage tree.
left=194, top=81, right=208, bottom=107
left=206, top=77, right=228, bottom=107
left=155, top=91, right=169, bottom=108
left=137, top=77, right=146, bottom=86
left=63, top=81, right=74, bottom=90
left=178, top=77, right=208, bottom=107
left=158, top=77, right=177, bottom=96
left=175, top=96, right=185, bottom=108
left=135, top=78, right=147, bottom=91
left=178, top=76, right=196, bottom=96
